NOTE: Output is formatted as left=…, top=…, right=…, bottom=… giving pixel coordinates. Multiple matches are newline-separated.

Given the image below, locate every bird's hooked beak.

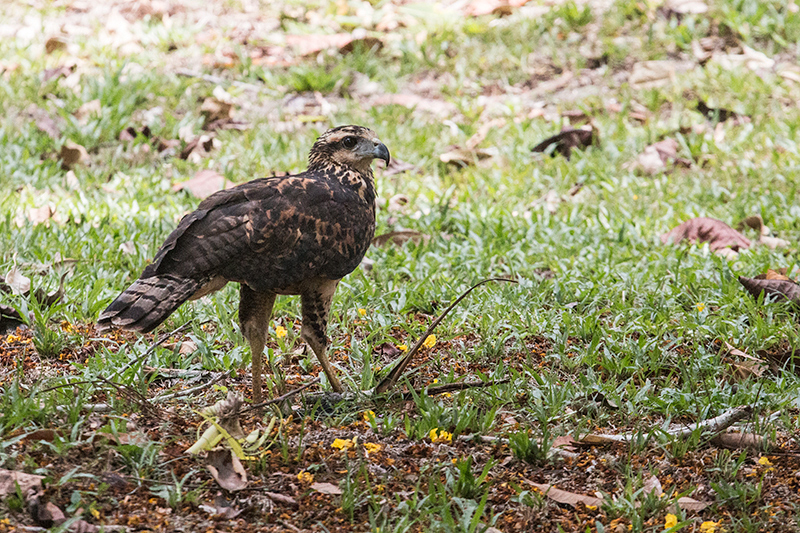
left=373, top=142, right=390, bottom=166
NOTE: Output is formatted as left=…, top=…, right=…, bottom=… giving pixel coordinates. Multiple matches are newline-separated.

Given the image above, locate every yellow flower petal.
left=422, top=334, right=436, bottom=349
left=396, top=343, right=408, bottom=352
left=364, top=442, right=381, bottom=454
left=331, top=438, right=356, bottom=450
left=275, top=325, right=287, bottom=339
left=664, top=513, right=678, bottom=529
left=696, top=302, right=705, bottom=312
left=297, top=471, right=314, bottom=483
left=758, top=456, right=773, bottom=466
left=358, top=308, right=367, bottom=317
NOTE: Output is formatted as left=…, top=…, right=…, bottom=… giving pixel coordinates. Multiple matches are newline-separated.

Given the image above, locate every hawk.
left=98, top=125, right=390, bottom=403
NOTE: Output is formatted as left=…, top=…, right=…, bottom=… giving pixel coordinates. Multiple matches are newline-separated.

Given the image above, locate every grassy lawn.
left=2, top=0, right=800, bottom=531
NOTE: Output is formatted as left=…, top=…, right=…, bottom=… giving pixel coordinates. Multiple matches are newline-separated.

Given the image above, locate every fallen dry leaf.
left=440, top=145, right=496, bottom=167
left=60, top=140, right=89, bottom=169
left=311, top=481, right=343, bottom=495
left=696, top=100, right=741, bottom=123
left=0, top=468, right=44, bottom=496
left=531, top=126, right=597, bottom=159
left=200, top=97, right=234, bottom=126
left=172, top=169, right=234, bottom=200
left=738, top=275, right=800, bottom=305
left=632, top=138, right=692, bottom=175
left=27, top=205, right=55, bottom=226
left=286, top=32, right=382, bottom=57
left=528, top=482, right=603, bottom=508
left=675, top=496, right=710, bottom=512
left=711, top=45, right=775, bottom=72
left=4, top=266, right=31, bottom=295
left=74, top=99, right=102, bottom=124
left=382, top=158, right=421, bottom=178
left=206, top=449, right=248, bottom=491
left=45, top=36, right=68, bottom=54
left=180, top=135, right=218, bottom=161
left=643, top=475, right=662, bottom=497
left=374, top=342, right=401, bottom=359
left=372, top=230, right=428, bottom=247
left=661, top=217, right=750, bottom=254
left=629, top=60, right=695, bottom=89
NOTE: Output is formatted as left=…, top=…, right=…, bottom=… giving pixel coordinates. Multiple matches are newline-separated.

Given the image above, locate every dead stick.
left=374, top=278, right=517, bottom=394
left=152, top=372, right=228, bottom=403
left=401, top=379, right=509, bottom=400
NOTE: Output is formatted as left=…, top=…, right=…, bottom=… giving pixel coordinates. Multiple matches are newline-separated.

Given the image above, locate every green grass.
left=2, top=0, right=800, bottom=531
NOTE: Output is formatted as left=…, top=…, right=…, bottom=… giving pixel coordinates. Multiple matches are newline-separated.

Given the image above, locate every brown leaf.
left=372, top=230, right=428, bottom=247
left=661, top=217, right=751, bottom=253
left=286, top=33, right=382, bottom=57
left=550, top=435, right=579, bottom=453
left=31, top=500, right=66, bottom=527
left=643, top=475, right=662, bottom=497
left=206, top=449, right=248, bottom=491
left=42, top=65, right=75, bottom=82
left=0, top=468, right=44, bottom=497
left=696, top=100, right=741, bottom=123
left=382, top=158, right=421, bottom=177
left=633, top=138, right=692, bottom=174
left=27, top=205, right=55, bottom=226
left=27, top=106, right=62, bottom=139
left=712, top=432, right=770, bottom=451
left=466, top=119, right=506, bottom=150
left=172, top=169, right=234, bottom=200
left=374, top=342, right=401, bottom=359
left=60, top=140, right=89, bottom=169
left=200, top=97, right=234, bottom=125
left=264, top=491, right=299, bottom=507
left=629, top=60, right=695, bottom=89
left=4, top=266, right=31, bottom=295
left=74, top=99, right=102, bottom=124
left=675, top=496, right=710, bottom=512
left=22, top=429, right=58, bottom=444
left=179, top=135, right=218, bottom=161
left=311, top=481, right=342, bottom=495
left=45, top=36, right=68, bottom=54
left=528, top=482, right=603, bottom=508
left=439, top=145, right=496, bottom=167
left=738, top=275, right=800, bottom=305
left=532, top=126, right=597, bottom=159
left=203, top=118, right=251, bottom=132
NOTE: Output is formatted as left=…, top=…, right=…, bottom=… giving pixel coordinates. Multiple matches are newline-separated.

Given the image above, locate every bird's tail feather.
left=97, top=275, right=200, bottom=333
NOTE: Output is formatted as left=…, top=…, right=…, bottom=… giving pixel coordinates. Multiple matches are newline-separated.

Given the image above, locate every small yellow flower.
left=758, top=456, right=773, bottom=466
left=432, top=378, right=438, bottom=384
left=429, top=427, right=452, bottom=443
left=696, top=302, right=706, bottom=312
left=363, top=410, right=376, bottom=424
left=90, top=508, right=100, bottom=519
left=358, top=308, right=367, bottom=317
left=364, top=442, right=382, bottom=454
left=396, top=343, right=408, bottom=352
left=297, top=471, right=314, bottom=484
left=586, top=504, right=597, bottom=510
left=633, top=194, right=639, bottom=200
left=700, top=521, right=720, bottom=533
left=275, top=325, right=287, bottom=339
left=331, top=437, right=357, bottom=450
left=422, top=334, right=436, bottom=349
left=664, top=513, right=678, bottom=529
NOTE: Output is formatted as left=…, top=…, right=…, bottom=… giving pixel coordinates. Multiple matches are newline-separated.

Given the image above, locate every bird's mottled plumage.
left=98, top=125, right=389, bottom=400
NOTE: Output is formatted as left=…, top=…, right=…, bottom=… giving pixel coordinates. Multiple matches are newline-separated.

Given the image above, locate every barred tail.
left=97, top=275, right=200, bottom=333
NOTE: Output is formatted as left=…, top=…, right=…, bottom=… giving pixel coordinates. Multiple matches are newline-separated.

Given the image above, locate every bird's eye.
left=342, top=136, right=358, bottom=149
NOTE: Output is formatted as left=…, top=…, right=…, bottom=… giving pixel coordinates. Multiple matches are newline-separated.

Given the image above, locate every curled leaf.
left=738, top=275, right=800, bottom=305
left=532, top=126, right=597, bottom=159
left=206, top=449, right=248, bottom=491
left=661, top=217, right=750, bottom=253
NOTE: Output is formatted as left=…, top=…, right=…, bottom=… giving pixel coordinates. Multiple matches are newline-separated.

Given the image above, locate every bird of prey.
left=98, top=125, right=390, bottom=403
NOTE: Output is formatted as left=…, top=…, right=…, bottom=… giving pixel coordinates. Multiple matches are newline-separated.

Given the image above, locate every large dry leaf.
left=661, top=217, right=751, bottom=253
left=372, top=230, right=428, bottom=247
left=60, top=140, right=89, bottom=169
left=45, top=36, right=68, bottom=54
left=200, top=97, right=234, bottom=126
left=629, top=60, right=695, bottom=89
left=528, top=482, right=603, bottom=508
left=676, top=496, right=710, bottom=512
left=0, top=468, right=43, bottom=496
left=382, top=157, right=421, bottom=177
left=439, top=145, right=496, bottom=167
left=531, top=126, right=597, bottom=159
left=206, top=449, right=248, bottom=491
left=285, top=33, right=382, bottom=57
left=311, top=481, right=343, bottom=495
left=28, top=105, right=62, bottom=139
left=643, top=475, right=662, bottom=497
left=4, top=266, right=31, bottom=295
left=710, top=45, right=775, bottom=71
left=696, top=100, right=740, bottom=123
left=738, top=275, right=800, bottom=305
left=74, top=99, right=101, bottom=124
left=632, top=138, right=692, bottom=175
left=172, top=169, right=234, bottom=200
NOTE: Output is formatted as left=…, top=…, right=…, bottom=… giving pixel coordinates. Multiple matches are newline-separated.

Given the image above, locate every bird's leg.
left=239, top=286, right=276, bottom=405
left=301, top=280, right=344, bottom=393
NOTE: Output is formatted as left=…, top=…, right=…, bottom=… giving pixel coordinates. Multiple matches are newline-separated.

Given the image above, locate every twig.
left=144, top=366, right=211, bottom=378
left=583, top=405, right=753, bottom=444
left=152, top=372, right=228, bottom=403
left=239, top=378, right=320, bottom=414
left=374, top=278, right=517, bottom=394
left=114, top=320, right=196, bottom=377
left=401, top=379, right=509, bottom=400
left=175, top=68, right=265, bottom=91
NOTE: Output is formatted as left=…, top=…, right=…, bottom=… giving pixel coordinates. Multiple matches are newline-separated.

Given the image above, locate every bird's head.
left=308, top=125, right=390, bottom=174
